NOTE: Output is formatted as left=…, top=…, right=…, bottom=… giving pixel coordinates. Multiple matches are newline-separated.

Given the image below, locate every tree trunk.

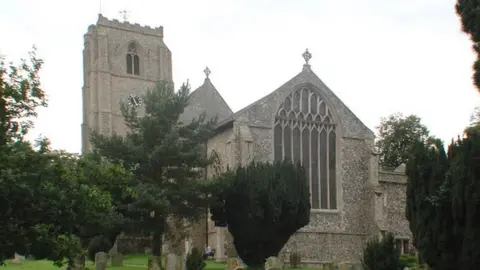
left=151, top=217, right=166, bottom=270
left=152, top=229, right=163, bottom=257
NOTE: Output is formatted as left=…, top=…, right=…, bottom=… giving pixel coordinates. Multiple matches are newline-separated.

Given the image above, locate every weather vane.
left=204, top=67, right=211, bottom=78
left=119, top=10, right=129, bottom=22
left=302, top=49, right=312, bottom=65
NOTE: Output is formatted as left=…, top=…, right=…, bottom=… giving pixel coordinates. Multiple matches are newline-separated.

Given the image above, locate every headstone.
left=166, top=253, right=186, bottom=270
left=265, top=256, right=283, bottom=270
left=111, top=252, right=124, bottom=266
left=11, top=253, right=26, bottom=264
left=148, top=256, right=161, bottom=270
left=338, top=262, right=349, bottom=270
left=226, top=258, right=241, bottom=270
left=95, top=252, right=108, bottom=270
left=73, top=254, right=86, bottom=270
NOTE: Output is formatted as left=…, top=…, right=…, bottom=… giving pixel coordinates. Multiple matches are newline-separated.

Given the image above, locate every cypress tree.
left=406, top=130, right=480, bottom=269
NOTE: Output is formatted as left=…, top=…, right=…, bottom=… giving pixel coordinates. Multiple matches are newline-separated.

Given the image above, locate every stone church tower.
left=81, top=14, right=172, bottom=152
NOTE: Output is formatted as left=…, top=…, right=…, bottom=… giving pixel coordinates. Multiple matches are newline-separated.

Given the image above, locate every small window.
left=126, top=43, right=140, bottom=75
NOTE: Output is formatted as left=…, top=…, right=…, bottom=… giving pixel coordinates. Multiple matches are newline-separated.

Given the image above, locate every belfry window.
left=273, top=87, right=338, bottom=210
left=126, top=43, right=140, bottom=75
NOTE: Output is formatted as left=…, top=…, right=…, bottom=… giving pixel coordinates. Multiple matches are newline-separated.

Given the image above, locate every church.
left=81, top=14, right=412, bottom=266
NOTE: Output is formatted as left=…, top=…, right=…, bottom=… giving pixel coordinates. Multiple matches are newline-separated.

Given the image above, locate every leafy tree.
left=0, top=140, right=122, bottom=266
left=361, top=233, right=403, bottom=270
left=406, top=128, right=480, bottom=270
left=456, top=0, right=480, bottom=92
left=209, top=160, right=311, bottom=269
left=0, top=49, right=131, bottom=266
left=0, top=47, right=46, bottom=146
left=375, top=113, right=429, bottom=168
left=90, top=81, right=216, bottom=261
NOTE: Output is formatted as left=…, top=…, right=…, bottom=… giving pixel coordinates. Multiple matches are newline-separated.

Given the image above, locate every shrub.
left=289, top=252, right=301, bottom=268
left=400, top=253, right=418, bottom=268
left=362, top=234, right=403, bottom=270
left=87, top=235, right=112, bottom=261
left=186, top=248, right=206, bottom=270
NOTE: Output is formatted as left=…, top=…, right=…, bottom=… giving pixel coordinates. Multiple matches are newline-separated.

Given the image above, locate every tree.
left=406, top=128, right=480, bottom=269
left=375, top=113, right=430, bottom=168
left=209, top=160, right=311, bottom=269
left=0, top=49, right=132, bottom=267
left=0, top=47, right=46, bottom=146
left=0, top=140, right=123, bottom=266
left=361, top=233, right=403, bottom=270
left=456, top=0, right=480, bottom=92
left=90, top=81, right=217, bottom=262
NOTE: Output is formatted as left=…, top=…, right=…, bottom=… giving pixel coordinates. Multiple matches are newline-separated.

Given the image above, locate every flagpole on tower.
left=99, top=0, right=102, bottom=15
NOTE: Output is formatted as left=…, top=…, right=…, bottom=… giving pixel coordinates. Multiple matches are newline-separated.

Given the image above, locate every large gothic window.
left=273, top=87, right=338, bottom=210
left=126, top=43, right=140, bottom=75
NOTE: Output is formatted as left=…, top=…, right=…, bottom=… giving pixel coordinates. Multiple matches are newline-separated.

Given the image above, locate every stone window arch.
left=126, top=42, right=140, bottom=75
left=210, top=150, right=223, bottom=177
left=273, top=86, right=338, bottom=210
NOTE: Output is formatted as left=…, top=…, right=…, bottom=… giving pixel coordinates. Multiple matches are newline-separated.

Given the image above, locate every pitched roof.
left=179, top=77, right=233, bottom=124
left=216, top=63, right=374, bottom=139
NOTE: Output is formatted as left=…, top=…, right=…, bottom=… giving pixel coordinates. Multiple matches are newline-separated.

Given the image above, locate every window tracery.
left=273, top=87, right=338, bottom=210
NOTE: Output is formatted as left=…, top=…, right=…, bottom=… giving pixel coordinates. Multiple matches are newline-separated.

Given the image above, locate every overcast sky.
left=1, top=0, right=478, bottom=153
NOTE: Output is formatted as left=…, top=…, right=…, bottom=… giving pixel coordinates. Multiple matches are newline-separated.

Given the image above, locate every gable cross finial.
left=119, top=10, right=129, bottom=22
left=204, top=67, right=211, bottom=78
left=302, top=49, right=312, bottom=65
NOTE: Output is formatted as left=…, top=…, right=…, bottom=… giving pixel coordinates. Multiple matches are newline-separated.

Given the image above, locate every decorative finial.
left=302, top=49, right=312, bottom=65
left=119, top=10, right=129, bottom=22
left=204, top=67, right=211, bottom=78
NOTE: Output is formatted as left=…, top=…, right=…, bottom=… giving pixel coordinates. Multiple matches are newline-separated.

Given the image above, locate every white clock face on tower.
left=127, top=93, right=142, bottom=108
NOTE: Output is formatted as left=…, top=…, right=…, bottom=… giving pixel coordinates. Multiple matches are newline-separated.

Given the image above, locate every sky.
left=0, top=0, right=478, bottom=154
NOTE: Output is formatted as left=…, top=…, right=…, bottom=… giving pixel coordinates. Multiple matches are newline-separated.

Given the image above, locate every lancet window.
left=126, top=43, right=140, bottom=75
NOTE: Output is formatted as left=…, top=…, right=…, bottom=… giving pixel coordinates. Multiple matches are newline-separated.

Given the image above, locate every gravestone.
left=11, top=253, right=25, bottom=264
left=148, top=256, right=161, bottom=270
left=95, top=252, right=108, bottom=270
left=73, top=254, right=86, bottom=270
left=111, top=252, right=123, bottom=266
left=338, top=262, right=349, bottom=270
left=166, top=253, right=186, bottom=270
left=265, top=256, right=283, bottom=270
left=226, top=258, right=241, bottom=270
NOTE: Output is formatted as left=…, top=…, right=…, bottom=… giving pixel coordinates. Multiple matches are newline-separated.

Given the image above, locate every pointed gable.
left=180, top=74, right=233, bottom=124
left=225, top=57, right=374, bottom=140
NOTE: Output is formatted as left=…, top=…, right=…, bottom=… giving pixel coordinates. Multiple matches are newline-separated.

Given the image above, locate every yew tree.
left=406, top=128, right=480, bottom=269
left=456, top=0, right=480, bottom=92
left=90, top=81, right=216, bottom=258
left=209, top=160, right=311, bottom=269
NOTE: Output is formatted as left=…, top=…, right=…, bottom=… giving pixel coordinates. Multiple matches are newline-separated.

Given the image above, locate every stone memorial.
left=94, top=252, right=108, bottom=270
left=166, top=253, right=186, bottom=270
left=265, top=256, right=283, bottom=270
left=11, top=253, right=25, bottom=265
left=111, top=252, right=124, bottom=266
left=226, top=258, right=241, bottom=270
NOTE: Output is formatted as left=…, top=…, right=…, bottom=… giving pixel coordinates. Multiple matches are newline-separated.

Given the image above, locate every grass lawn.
left=2, top=254, right=231, bottom=270
left=2, top=254, right=315, bottom=270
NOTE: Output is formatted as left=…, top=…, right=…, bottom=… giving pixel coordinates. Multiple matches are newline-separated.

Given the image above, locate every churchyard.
left=3, top=255, right=316, bottom=270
